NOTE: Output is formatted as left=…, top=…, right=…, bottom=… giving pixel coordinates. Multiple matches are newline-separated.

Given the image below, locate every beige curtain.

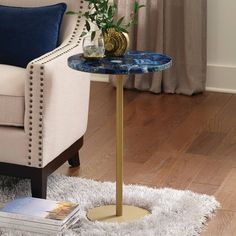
left=110, top=0, right=207, bottom=95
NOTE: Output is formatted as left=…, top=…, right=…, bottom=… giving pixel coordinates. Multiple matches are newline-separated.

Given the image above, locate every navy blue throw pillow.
left=0, top=3, right=67, bottom=68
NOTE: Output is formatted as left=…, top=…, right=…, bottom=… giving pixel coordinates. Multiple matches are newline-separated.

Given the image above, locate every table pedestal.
left=87, top=75, right=150, bottom=223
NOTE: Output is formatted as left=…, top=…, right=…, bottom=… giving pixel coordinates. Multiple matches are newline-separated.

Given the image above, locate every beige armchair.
left=0, top=0, right=90, bottom=198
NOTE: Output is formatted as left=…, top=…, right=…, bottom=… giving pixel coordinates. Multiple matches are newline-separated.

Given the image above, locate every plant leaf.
left=81, top=31, right=87, bottom=37
left=139, top=5, right=146, bottom=9
left=117, top=16, right=125, bottom=27
left=119, top=27, right=129, bottom=34
left=108, top=6, right=113, bottom=18
left=91, top=31, right=96, bottom=41
left=134, top=1, right=139, bottom=14
left=83, top=11, right=90, bottom=19
left=68, top=0, right=145, bottom=34
left=66, top=11, right=77, bottom=15
left=85, top=20, right=91, bottom=31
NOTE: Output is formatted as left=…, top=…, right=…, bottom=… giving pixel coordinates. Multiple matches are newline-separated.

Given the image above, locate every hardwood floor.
left=57, top=81, right=236, bottom=235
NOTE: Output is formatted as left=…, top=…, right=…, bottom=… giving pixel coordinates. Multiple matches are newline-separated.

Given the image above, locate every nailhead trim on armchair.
left=26, top=0, right=86, bottom=167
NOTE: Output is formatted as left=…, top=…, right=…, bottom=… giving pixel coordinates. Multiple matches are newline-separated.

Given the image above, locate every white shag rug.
left=0, top=174, right=219, bottom=236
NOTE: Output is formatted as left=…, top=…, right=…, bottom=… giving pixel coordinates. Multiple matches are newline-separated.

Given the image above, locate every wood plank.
left=160, top=154, right=206, bottom=189
left=78, top=138, right=116, bottom=180
left=124, top=151, right=179, bottom=186
left=86, top=83, right=139, bottom=138
left=192, top=159, right=234, bottom=186
left=201, top=210, right=236, bottom=236
left=214, top=95, right=236, bottom=131
left=198, top=95, right=236, bottom=162
left=215, top=168, right=236, bottom=211
left=212, top=127, right=236, bottom=164
left=101, top=161, right=143, bottom=183
left=187, top=131, right=227, bottom=156
left=187, top=182, right=218, bottom=196
left=123, top=93, right=209, bottom=163
left=159, top=93, right=232, bottom=153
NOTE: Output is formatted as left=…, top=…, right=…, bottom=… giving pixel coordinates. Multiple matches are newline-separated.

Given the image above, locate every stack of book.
left=0, top=197, right=80, bottom=234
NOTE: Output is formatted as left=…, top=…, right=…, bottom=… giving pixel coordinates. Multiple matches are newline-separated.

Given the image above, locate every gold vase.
left=103, top=28, right=129, bottom=57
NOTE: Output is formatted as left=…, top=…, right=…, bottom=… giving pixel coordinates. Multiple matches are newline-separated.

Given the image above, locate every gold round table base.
left=87, top=205, right=150, bottom=223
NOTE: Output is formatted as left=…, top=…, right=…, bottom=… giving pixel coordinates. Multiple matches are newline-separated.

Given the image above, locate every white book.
left=0, top=217, right=62, bottom=231
left=0, top=222, right=61, bottom=235
left=0, top=210, right=80, bottom=231
left=0, top=197, right=80, bottom=227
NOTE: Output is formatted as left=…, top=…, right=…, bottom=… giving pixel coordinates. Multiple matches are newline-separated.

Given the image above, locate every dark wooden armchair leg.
left=0, top=137, right=84, bottom=199
left=68, top=151, right=80, bottom=167
left=31, top=171, right=47, bottom=199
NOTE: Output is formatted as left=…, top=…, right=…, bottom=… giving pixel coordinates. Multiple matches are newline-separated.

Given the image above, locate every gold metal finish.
left=87, top=75, right=150, bottom=223
left=87, top=205, right=150, bottom=223
left=103, top=28, right=130, bottom=57
left=116, top=75, right=124, bottom=216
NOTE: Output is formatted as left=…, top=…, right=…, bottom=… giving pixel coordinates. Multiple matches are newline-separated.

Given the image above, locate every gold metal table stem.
left=116, top=75, right=124, bottom=216
left=87, top=75, right=150, bottom=223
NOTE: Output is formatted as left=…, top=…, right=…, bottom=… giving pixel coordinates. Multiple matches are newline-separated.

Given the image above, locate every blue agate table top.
left=68, top=51, right=172, bottom=75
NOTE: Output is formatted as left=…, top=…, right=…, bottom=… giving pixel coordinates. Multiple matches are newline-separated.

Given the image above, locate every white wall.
left=90, top=74, right=109, bottom=82
left=207, top=0, right=236, bottom=93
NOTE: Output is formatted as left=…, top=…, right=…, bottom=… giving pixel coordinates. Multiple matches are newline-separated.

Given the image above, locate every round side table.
left=68, top=51, right=172, bottom=223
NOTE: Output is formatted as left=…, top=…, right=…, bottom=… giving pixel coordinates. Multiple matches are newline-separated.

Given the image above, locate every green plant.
left=67, top=0, right=145, bottom=40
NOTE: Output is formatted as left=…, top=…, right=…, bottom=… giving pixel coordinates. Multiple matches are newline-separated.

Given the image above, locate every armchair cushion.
left=0, top=64, right=25, bottom=127
left=0, top=3, right=67, bottom=68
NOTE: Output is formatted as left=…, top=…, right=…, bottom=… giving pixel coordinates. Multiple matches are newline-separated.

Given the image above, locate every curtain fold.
left=110, top=0, right=207, bottom=95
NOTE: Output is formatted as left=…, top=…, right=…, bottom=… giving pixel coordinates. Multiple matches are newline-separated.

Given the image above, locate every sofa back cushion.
left=0, top=0, right=84, bottom=44
left=0, top=3, right=67, bottom=68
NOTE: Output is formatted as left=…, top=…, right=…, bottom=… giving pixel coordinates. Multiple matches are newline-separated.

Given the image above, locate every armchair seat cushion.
left=0, top=64, right=25, bottom=127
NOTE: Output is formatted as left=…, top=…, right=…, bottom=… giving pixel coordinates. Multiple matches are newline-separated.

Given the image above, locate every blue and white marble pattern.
left=68, top=51, right=172, bottom=75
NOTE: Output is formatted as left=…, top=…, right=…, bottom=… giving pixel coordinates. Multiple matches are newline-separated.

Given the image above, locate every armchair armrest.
left=23, top=0, right=97, bottom=168
left=25, top=34, right=90, bottom=168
